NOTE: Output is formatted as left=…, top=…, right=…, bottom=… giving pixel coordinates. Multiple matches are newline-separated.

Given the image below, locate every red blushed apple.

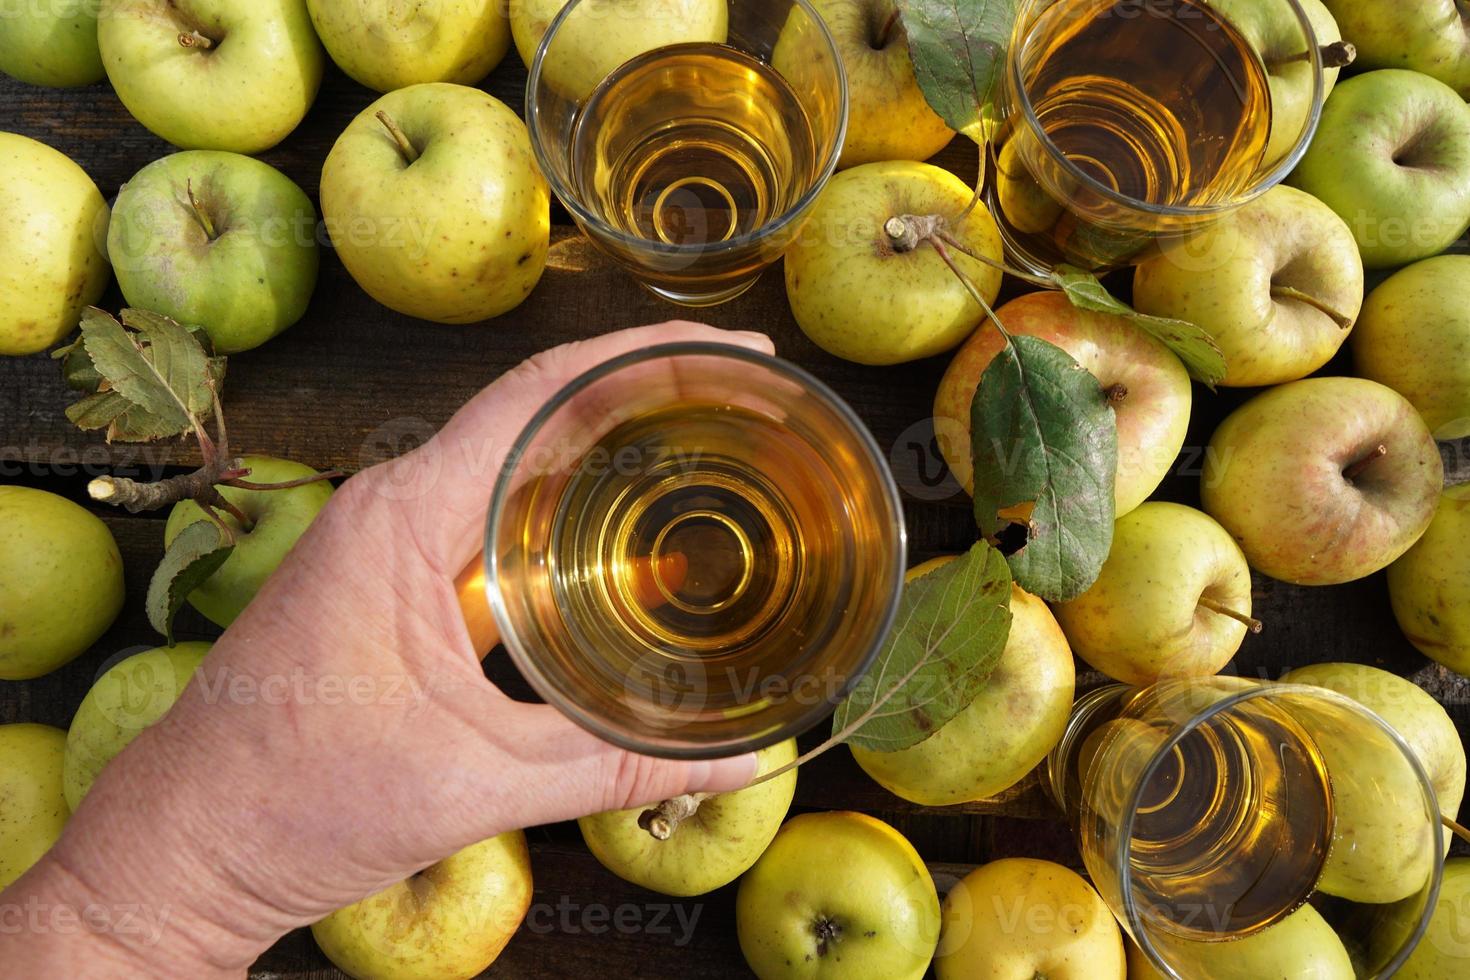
left=934, top=290, right=1192, bottom=518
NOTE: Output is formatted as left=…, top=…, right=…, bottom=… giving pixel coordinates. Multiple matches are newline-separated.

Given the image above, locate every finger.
left=400, top=322, right=775, bottom=574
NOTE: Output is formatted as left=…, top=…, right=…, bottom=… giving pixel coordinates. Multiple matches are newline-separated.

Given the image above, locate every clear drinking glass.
left=1047, top=678, right=1444, bottom=978
left=525, top=0, right=848, bottom=305
left=485, top=344, right=905, bottom=759
left=988, top=0, right=1328, bottom=273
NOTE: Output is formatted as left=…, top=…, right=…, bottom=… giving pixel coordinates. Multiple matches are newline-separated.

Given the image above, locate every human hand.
left=2, top=322, right=770, bottom=976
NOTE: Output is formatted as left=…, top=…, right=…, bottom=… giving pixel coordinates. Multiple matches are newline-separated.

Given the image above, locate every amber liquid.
left=569, top=42, right=819, bottom=251
left=989, top=0, right=1272, bottom=270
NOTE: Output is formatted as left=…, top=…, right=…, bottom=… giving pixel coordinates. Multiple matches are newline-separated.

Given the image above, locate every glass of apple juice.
left=524, top=0, right=848, bottom=306
left=483, top=343, right=906, bottom=758
left=1046, top=677, right=1445, bottom=978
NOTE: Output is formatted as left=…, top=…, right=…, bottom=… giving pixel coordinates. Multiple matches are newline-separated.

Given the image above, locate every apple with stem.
left=108, top=151, right=320, bottom=355
left=320, top=83, right=551, bottom=324
left=935, top=290, right=1192, bottom=517
left=1132, top=184, right=1363, bottom=387
left=1201, top=377, right=1442, bottom=586
left=1054, top=503, right=1258, bottom=686
left=0, top=0, right=105, bottom=87
left=1318, top=0, right=1470, bottom=97
left=0, top=724, right=70, bottom=891
left=307, top=0, right=510, bottom=93
left=98, top=0, right=325, bottom=154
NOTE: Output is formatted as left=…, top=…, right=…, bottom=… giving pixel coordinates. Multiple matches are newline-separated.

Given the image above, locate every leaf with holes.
left=972, top=334, right=1116, bottom=602
left=1051, top=265, right=1226, bottom=386
left=147, top=520, right=234, bottom=645
left=896, top=0, right=1018, bottom=142
left=831, top=541, right=1013, bottom=753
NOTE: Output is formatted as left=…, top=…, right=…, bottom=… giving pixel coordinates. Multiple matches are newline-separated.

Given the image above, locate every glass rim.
left=524, top=0, right=851, bottom=259
left=1115, top=680, right=1445, bottom=979
left=1007, top=0, right=1325, bottom=220
left=482, top=341, right=908, bottom=759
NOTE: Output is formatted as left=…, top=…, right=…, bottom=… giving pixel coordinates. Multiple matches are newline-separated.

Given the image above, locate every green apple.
left=1289, top=69, right=1470, bottom=269
left=852, top=561, right=1074, bottom=805
left=1202, top=377, right=1442, bottom=586
left=0, top=0, right=105, bottom=87
left=1282, top=661, right=1466, bottom=851
left=801, top=0, right=953, bottom=167
left=1131, top=904, right=1354, bottom=980
left=0, top=486, right=124, bottom=681
left=306, top=0, right=510, bottom=93
left=579, top=737, right=795, bottom=897
left=0, top=724, right=70, bottom=891
left=320, top=83, right=550, bottom=324
left=312, top=830, right=533, bottom=980
left=1132, top=185, right=1363, bottom=387
left=164, top=455, right=332, bottom=627
left=1054, top=503, right=1256, bottom=686
left=1388, top=857, right=1470, bottom=978
left=1390, top=484, right=1470, bottom=674
left=785, top=161, right=1004, bottom=365
left=934, top=290, right=1191, bottom=517
left=1352, top=254, right=1470, bottom=439
left=62, top=642, right=211, bottom=811
left=1319, top=0, right=1470, bottom=97
left=108, top=151, right=319, bottom=354
left=936, top=859, right=1124, bottom=980
left=510, top=0, right=727, bottom=99
left=738, top=811, right=939, bottom=979
left=98, top=0, right=325, bottom=153
left=0, top=132, right=111, bottom=356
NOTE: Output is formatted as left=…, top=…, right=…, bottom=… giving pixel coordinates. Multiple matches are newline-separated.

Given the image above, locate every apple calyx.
left=637, top=791, right=712, bottom=840
left=1103, top=382, right=1128, bottom=405
left=1270, top=285, right=1354, bottom=329
left=186, top=179, right=219, bottom=241
left=1197, top=595, right=1263, bottom=634
left=1343, top=444, right=1388, bottom=483
left=811, top=915, right=842, bottom=956
left=376, top=111, right=421, bottom=166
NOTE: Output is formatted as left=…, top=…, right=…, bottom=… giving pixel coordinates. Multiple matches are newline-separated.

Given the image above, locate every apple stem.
left=223, top=471, right=343, bottom=492
left=186, top=179, right=218, bottom=241
left=1343, top=444, right=1388, bottom=483
left=1270, top=285, right=1354, bottom=329
left=376, top=111, right=420, bottom=165
left=637, top=792, right=713, bottom=840
left=1270, top=40, right=1355, bottom=70
left=1445, top=815, right=1470, bottom=846
left=1104, top=383, right=1128, bottom=406
left=1198, top=596, right=1263, bottom=633
left=178, top=30, right=215, bottom=51
left=873, top=8, right=902, bottom=49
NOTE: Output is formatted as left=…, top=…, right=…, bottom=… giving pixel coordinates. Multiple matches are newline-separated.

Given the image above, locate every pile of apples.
left=4, top=0, right=1470, bottom=979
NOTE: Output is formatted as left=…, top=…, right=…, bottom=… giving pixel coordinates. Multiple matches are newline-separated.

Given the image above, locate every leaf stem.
left=198, top=503, right=240, bottom=545
left=955, top=140, right=986, bottom=223
left=377, top=111, right=420, bottom=165
left=223, top=471, right=343, bottom=492
left=1198, top=596, right=1263, bottom=633
left=936, top=230, right=1052, bottom=288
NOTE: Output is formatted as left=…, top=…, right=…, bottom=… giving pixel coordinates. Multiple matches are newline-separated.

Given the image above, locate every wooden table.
left=3, top=57, right=1466, bottom=979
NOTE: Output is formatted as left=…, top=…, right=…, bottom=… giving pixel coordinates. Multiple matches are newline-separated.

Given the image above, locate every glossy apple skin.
left=0, top=1, right=105, bottom=87
left=1319, top=0, right=1470, bottom=97
left=935, top=859, right=1124, bottom=980
left=935, top=290, right=1191, bottom=517
left=1389, top=484, right=1470, bottom=676
left=109, top=151, right=319, bottom=354
left=1289, top=70, right=1470, bottom=269
left=737, top=811, right=939, bottom=980
left=786, top=161, right=1003, bottom=366
left=0, top=133, right=111, bottom=356
left=1131, top=904, right=1354, bottom=980
left=98, top=0, right=325, bottom=154
left=0, top=486, right=124, bottom=681
left=165, top=456, right=333, bottom=627
left=0, top=724, right=70, bottom=891
left=311, top=830, right=533, bottom=980
left=1132, top=185, right=1363, bottom=387
left=1201, top=377, right=1442, bottom=586
left=1387, top=858, right=1470, bottom=978
left=63, top=642, right=213, bottom=811
left=1054, top=503, right=1253, bottom=685
left=1352, top=254, right=1470, bottom=440
left=853, top=560, right=1074, bottom=805
left=321, top=83, right=550, bottom=324
left=307, top=0, right=510, bottom=93
left=579, top=738, right=796, bottom=896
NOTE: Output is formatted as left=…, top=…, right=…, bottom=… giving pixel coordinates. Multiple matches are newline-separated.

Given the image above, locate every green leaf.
left=118, top=309, right=216, bottom=418
left=147, top=520, right=233, bottom=645
left=54, top=312, right=223, bottom=396
left=832, top=542, right=1013, bottom=753
left=896, top=0, right=1018, bottom=142
left=1051, top=265, right=1227, bottom=386
left=972, top=334, right=1116, bottom=602
left=64, top=390, right=190, bottom=443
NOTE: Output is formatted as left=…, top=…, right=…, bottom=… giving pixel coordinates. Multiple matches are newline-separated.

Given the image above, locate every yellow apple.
left=1389, top=484, right=1470, bottom=675
left=1128, top=904, right=1354, bottom=980
left=0, top=724, right=70, bottom=891
left=1387, top=857, right=1470, bottom=978
left=852, top=558, right=1074, bottom=805
left=0, top=133, right=110, bottom=356
left=307, top=0, right=510, bottom=92
left=312, top=830, right=533, bottom=980
left=935, top=290, right=1191, bottom=517
left=935, top=858, right=1124, bottom=980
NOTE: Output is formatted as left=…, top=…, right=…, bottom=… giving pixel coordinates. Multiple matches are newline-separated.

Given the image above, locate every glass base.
left=639, top=273, right=762, bottom=308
